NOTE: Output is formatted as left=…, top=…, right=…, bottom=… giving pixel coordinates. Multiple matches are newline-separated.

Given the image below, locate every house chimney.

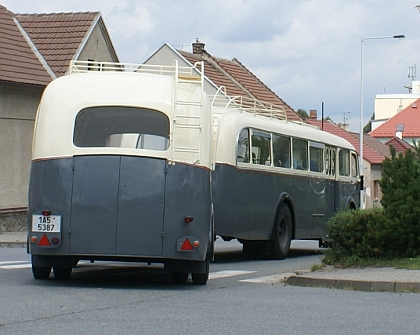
left=309, top=110, right=317, bottom=119
left=396, top=124, right=404, bottom=139
left=193, top=38, right=205, bottom=55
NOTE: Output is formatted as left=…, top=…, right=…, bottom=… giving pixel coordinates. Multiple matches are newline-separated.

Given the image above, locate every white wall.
left=0, top=82, right=44, bottom=209
left=77, top=23, right=118, bottom=63
left=374, top=94, right=419, bottom=120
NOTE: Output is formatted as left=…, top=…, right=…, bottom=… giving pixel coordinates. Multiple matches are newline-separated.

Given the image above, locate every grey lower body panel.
left=212, top=164, right=329, bottom=240
left=28, top=156, right=213, bottom=270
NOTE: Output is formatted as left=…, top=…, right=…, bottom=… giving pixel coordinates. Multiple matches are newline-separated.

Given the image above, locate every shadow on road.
left=25, top=240, right=323, bottom=289
left=214, top=248, right=322, bottom=264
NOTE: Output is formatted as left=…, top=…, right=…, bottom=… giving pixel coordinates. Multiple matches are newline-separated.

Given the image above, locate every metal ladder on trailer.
left=171, top=61, right=205, bottom=165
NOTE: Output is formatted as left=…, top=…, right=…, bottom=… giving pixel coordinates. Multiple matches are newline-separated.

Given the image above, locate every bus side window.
left=309, top=144, right=323, bottom=172
left=339, top=149, right=350, bottom=176
left=292, top=138, right=308, bottom=170
left=236, top=128, right=250, bottom=163
left=350, top=152, right=358, bottom=177
left=325, top=148, right=331, bottom=175
left=273, top=134, right=291, bottom=168
left=251, top=131, right=271, bottom=165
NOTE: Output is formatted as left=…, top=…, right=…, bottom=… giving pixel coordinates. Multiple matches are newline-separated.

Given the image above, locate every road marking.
left=209, top=270, right=256, bottom=280
left=0, top=261, right=31, bottom=270
left=2, top=262, right=277, bottom=284
left=240, top=273, right=295, bottom=284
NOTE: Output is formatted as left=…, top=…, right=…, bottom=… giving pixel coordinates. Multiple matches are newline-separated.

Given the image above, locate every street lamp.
left=359, top=34, right=405, bottom=208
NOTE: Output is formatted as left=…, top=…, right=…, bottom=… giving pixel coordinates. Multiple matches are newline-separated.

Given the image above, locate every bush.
left=324, top=144, right=420, bottom=265
left=323, top=209, right=397, bottom=264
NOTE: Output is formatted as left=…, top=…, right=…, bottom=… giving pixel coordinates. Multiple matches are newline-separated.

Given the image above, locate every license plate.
left=32, top=215, right=61, bottom=233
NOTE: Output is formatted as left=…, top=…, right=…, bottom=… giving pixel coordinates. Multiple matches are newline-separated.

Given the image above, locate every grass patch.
left=321, top=252, right=420, bottom=270
left=311, top=263, right=325, bottom=272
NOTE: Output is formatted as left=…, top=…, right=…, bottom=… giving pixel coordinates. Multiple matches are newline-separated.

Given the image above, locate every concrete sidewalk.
left=1, top=232, right=420, bottom=293
left=285, top=266, right=420, bottom=293
left=0, top=232, right=27, bottom=248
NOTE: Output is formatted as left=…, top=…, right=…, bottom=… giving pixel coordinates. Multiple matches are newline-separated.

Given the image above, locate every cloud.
left=3, top=0, right=420, bottom=131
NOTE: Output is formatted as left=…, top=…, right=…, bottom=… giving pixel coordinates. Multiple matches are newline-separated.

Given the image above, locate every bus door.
left=337, top=149, right=359, bottom=210
left=324, top=147, right=337, bottom=219
left=69, top=155, right=166, bottom=256
left=308, top=142, right=327, bottom=238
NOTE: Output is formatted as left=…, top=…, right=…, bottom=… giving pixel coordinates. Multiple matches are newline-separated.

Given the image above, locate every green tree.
left=296, top=109, right=309, bottom=119
left=379, top=145, right=420, bottom=256
left=363, top=113, right=374, bottom=133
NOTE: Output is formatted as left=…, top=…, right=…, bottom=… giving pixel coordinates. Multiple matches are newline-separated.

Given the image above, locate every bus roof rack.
left=68, top=60, right=204, bottom=79
left=69, top=61, right=286, bottom=122
left=210, top=91, right=287, bottom=121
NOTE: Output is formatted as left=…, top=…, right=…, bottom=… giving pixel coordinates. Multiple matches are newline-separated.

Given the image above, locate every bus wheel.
left=192, top=260, right=209, bottom=285
left=53, top=266, right=72, bottom=280
left=270, top=204, right=292, bottom=260
left=171, top=272, right=188, bottom=284
left=32, top=266, right=51, bottom=280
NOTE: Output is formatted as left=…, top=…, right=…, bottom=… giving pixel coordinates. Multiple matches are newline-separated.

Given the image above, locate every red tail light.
left=42, top=210, right=51, bottom=216
left=180, top=238, right=194, bottom=251
left=38, top=234, right=51, bottom=247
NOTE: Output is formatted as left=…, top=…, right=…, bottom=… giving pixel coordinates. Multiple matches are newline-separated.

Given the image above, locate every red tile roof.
left=369, top=98, right=420, bottom=138
left=362, top=132, right=391, bottom=158
left=15, top=11, right=100, bottom=77
left=0, top=5, right=52, bottom=86
left=385, top=137, right=414, bottom=153
left=305, top=119, right=390, bottom=164
left=179, top=49, right=301, bottom=121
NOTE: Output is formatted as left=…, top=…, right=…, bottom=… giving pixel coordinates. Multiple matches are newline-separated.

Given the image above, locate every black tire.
left=171, top=272, right=188, bottom=284
left=53, top=266, right=72, bottom=280
left=192, top=260, right=209, bottom=285
left=32, top=266, right=51, bottom=280
left=270, top=204, right=292, bottom=260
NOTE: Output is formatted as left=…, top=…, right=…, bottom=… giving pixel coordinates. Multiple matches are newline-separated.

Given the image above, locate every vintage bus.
left=28, top=61, right=214, bottom=285
left=210, top=96, right=360, bottom=259
left=28, top=60, right=360, bottom=285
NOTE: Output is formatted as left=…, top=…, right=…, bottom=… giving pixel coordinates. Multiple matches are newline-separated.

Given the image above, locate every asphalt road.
left=1, top=241, right=419, bottom=335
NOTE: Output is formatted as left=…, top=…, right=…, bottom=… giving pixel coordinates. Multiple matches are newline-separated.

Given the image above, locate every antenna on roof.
left=408, top=64, right=416, bottom=81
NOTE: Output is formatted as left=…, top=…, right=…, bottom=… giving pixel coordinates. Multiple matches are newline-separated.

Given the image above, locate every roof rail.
left=209, top=91, right=287, bottom=121
left=68, top=60, right=204, bottom=79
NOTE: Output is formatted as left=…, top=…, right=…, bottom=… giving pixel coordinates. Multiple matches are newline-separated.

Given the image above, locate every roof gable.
left=15, top=11, right=115, bottom=77
left=178, top=47, right=301, bottom=121
left=0, top=5, right=52, bottom=86
left=385, top=137, right=414, bottom=153
left=369, top=98, right=420, bottom=138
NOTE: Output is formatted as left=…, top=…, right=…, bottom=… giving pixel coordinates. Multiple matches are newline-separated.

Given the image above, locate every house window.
left=87, top=59, right=99, bottom=71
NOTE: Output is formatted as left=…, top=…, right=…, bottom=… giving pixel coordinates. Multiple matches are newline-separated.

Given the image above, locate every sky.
left=2, top=0, right=420, bottom=132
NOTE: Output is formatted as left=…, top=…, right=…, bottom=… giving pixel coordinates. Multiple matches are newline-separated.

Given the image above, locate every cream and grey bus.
left=28, top=60, right=359, bottom=285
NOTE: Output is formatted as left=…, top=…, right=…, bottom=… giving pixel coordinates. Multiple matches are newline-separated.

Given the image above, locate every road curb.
left=285, top=275, right=420, bottom=293
left=0, top=241, right=27, bottom=248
